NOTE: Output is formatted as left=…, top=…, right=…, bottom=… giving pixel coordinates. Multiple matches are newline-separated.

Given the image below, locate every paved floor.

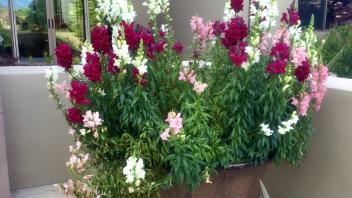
left=11, top=185, right=66, bottom=198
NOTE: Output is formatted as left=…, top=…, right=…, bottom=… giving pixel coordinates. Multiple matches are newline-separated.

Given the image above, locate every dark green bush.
left=322, top=24, right=352, bottom=78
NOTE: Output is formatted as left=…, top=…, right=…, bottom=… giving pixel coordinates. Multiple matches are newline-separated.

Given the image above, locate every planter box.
left=160, top=163, right=269, bottom=198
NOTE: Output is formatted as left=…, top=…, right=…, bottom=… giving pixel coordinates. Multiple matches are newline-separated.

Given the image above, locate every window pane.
left=327, top=0, right=352, bottom=28
left=15, top=0, right=50, bottom=65
left=54, top=0, right=85, bottom=64
left=0, top=0, right=14, bottom=65
left=299, top=0, right=326, bottom=29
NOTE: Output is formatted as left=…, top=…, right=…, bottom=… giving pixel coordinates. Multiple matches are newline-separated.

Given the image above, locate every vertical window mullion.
left=8, top=0, right=19, bottom=60
left=83, top=0, right=91, bottom=42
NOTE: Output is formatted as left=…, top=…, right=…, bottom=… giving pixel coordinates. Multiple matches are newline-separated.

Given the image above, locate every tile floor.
left=11, top=185, right=67, bottom=198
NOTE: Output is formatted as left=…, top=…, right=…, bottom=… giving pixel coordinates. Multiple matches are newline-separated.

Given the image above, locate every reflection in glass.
left=54, top=0, right=86, bottom=64
left=0, top=0, right=14, bottom=65
left=15, top=0, right=49, bottom=64
left=299, top=0, right=326, bottom=29
left=327, top=0, right=352, bottom=28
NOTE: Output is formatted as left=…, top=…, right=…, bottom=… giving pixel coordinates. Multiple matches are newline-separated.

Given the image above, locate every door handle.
left=48, top=19, right=51, bottom=29
left=51, top=19, right=54, bottom=29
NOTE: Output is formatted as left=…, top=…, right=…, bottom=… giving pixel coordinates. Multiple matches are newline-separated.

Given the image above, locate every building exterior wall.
left=263, top=87, right=352, bottom=198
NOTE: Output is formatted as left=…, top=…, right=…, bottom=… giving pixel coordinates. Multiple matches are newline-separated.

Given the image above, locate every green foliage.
left=0, top=23, right=11, bottom=48
left=322, top=24, right=352, bottom=78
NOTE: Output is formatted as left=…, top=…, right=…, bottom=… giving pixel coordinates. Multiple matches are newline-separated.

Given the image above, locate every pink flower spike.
left=299, top=93, right=311, bottom=116
left=272, top=28, right=290, bottom=46
left=193, top=81, right=208, bottom=94
left=291, top=47, right=307, bottom=68
left=292, top=93, right=311, bottom=116
left=179, top=70, right=187, bottom=81
left=160, top=128, right=170, bottom=141
left=54, top=81, right=67, bottom=94
left=291, top=97, right=299, bottom=106
left=187, top=70, right=196, bottom=84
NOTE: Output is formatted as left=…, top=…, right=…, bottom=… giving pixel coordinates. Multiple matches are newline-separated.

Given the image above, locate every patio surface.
left=11, top=185, right=66, bottom=198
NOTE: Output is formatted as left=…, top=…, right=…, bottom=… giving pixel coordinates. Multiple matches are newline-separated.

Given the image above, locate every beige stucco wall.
left=0, top=68, right=72, bottom=189
left=263, top=87, right=352, bottom=198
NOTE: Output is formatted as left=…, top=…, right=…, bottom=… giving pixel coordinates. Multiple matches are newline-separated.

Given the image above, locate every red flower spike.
left=122, top=21, right=141, bottom=52
left=271, top=42, right=290, bottom=61
left=212, top=21, right=226, bottom=36
left=91, top=26, right=111, bottom=54
left=172, top=41, right=184, bottom=54
left=266, top=60, right=287, bottom=74
left=229, top=43, right=248, bottom=67
left=55, top=43, right=73, bottom=71
left=295, top=60, right=310, bottom=83
left=84, top=52, right=102, bottom=82
left=231, top=0, right=244, bottom=12
left=67, top=107, right=83, bottom=123
left=222, top=17, right=248, bottom=48
left=107, top=51, right=120, bottom=74
left=156, top=40, right=166, bottom=53
left=69, top=80, right=91, bottom=105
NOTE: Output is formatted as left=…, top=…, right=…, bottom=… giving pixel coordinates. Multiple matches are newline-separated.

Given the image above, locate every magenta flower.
left=172, top=41, right=184, bottom=54
left=84, top=52, right=102, bottom=82
left=231, top=0, right=244, bottom=12
left=67, top=108, right=83, bottom=124
left=55, top=43, right=73, bottom=70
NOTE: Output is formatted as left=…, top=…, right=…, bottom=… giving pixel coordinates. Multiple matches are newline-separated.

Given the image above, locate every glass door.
left=0, top=0, right=15, bottom=65
left=52, top=0, right=86, bottom=63
left=14, top=0, right=51, bottom=64
left=0, top=0, right=90, bottom=66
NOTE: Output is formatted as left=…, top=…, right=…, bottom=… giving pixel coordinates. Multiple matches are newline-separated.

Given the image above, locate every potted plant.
left=46, top=0, right=329, bottom=197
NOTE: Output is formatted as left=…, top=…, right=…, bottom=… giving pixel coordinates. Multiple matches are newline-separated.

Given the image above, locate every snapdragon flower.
left=278, top=112, right=299, bottom=135
left=54, top=81, right=68, bottom=94
left=260, top=123, right=274, bottom=136
left=292, top=92, right=311, bottom=116
left=179, top=68, right=196, bottom=84
left=81, top=42, right=94, bottom=65
left=83, top=111, right=103, bottom=129
left=193, top=81, right=208, bottom=94
left=245, top=46, right=260, bottom=65
left=223, top=2, right=236, bottom=22
left=123, top=157, right=146, bottom=187
left=143, top=0, right=170, bottom=18
left=250, top=0, right=279, bottom=31
left=160, top=111, right=183, bottom=141
left=96, top=0, right=136, bottom=23
left=132, top=43, right=148, bottom=75
left=113, top=39, right=132, bottom=66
